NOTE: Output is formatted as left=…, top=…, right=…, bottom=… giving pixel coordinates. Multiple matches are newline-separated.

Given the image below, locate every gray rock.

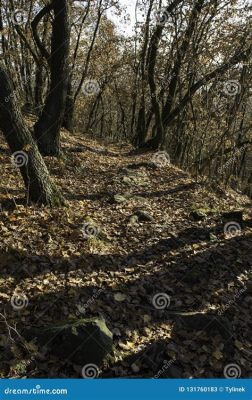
left=129, top=214, right=139, bottom=224
left=113, top=192, right=144, bottom=204
left=122, top=175, right=149, bottom=187
left=132, top=210, right=154, bottom=222
left=120, top=168, right=149, bottom=187
left=122, top=176, right=135, bottom=185
left=22, top=318, right=113, bottom=367
left=114, top=194, right=128, bottom=203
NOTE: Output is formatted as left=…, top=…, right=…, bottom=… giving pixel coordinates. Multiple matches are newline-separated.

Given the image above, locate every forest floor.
left=0, top=128, right=252, bottom=378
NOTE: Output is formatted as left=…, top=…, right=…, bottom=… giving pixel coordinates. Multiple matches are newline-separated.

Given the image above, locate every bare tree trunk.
left=0, top=64, right=64, bottom=206
left=33, top=0, right=70, bottom=156
left=62, top=80, right=74, bottom=132
left=134, top=0, right=154, bottom=147
left=144, top=0, right=184, bottom=150
left=62, top=0, right=91, bottom=132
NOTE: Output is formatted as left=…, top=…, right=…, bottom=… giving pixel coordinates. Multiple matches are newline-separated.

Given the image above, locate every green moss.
left=191, top=203, right=220, bottom=215
left=49, top=187, right=65, bottom=207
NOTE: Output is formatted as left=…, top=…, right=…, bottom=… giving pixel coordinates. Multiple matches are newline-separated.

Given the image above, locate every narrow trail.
left=0, top=131, right=252, bottom=378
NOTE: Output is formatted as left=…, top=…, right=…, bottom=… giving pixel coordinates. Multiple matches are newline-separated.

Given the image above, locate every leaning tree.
left=0, top=0, right=71, bottom=205
left=0, top=64, right=64, bottom=206
left=132, top=0, right=252, bottom=150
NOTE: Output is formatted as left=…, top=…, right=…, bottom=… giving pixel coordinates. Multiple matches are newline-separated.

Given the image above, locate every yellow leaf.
left=23, top=144, right=32, bottom=152
left=25, top=341, right=39, bottom=354
left=68, top=288, right=77, bottom=296
left=114, top=292, right=127, bottom=302
left=143, top=314, right=151, bottom=323
left=235, top=340, right=244, bottom=350
left=0, top=292, right=9, bottom=300
left=212, top=350, right=223, bottom=360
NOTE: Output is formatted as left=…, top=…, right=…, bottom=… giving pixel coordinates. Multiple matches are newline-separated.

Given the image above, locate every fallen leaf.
left=114, top=292, right=127, bottom=302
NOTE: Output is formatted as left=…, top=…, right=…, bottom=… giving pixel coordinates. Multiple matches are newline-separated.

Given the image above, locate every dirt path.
left=0, top=132, right=252, bottom=378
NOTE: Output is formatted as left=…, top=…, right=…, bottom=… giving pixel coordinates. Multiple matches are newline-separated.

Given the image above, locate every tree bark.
left=162, top=44, right=252, bottom=129
left=33, top=0, right=70, bottom=156
left=145, top=0, right=184, bottom=150
left=0, top=64, right=64, bottom=206
left=34, top=63, right=44, bottom=110
left=62, top=80, right=74, bottom=132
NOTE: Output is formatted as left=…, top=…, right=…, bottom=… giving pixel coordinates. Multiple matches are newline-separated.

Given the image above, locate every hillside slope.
left=0, top=131, right=252, bottom=378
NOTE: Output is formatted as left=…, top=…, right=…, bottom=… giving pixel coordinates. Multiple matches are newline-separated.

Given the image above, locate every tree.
left=32, top=0, right=70, bottom=155
left=143, top=0, right=252, bottom=149
left=62, top=0, right=104, bottom=132
left=0, top=64, right=64, bottom=206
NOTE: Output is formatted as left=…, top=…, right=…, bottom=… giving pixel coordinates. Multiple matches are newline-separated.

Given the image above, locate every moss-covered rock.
left=22, top=318, right=113, bottom=367
left=121, top=169, right=149, bottom=187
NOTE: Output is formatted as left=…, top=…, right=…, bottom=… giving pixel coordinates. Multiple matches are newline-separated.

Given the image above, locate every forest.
left=0, top=0, right=251, bottom=379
